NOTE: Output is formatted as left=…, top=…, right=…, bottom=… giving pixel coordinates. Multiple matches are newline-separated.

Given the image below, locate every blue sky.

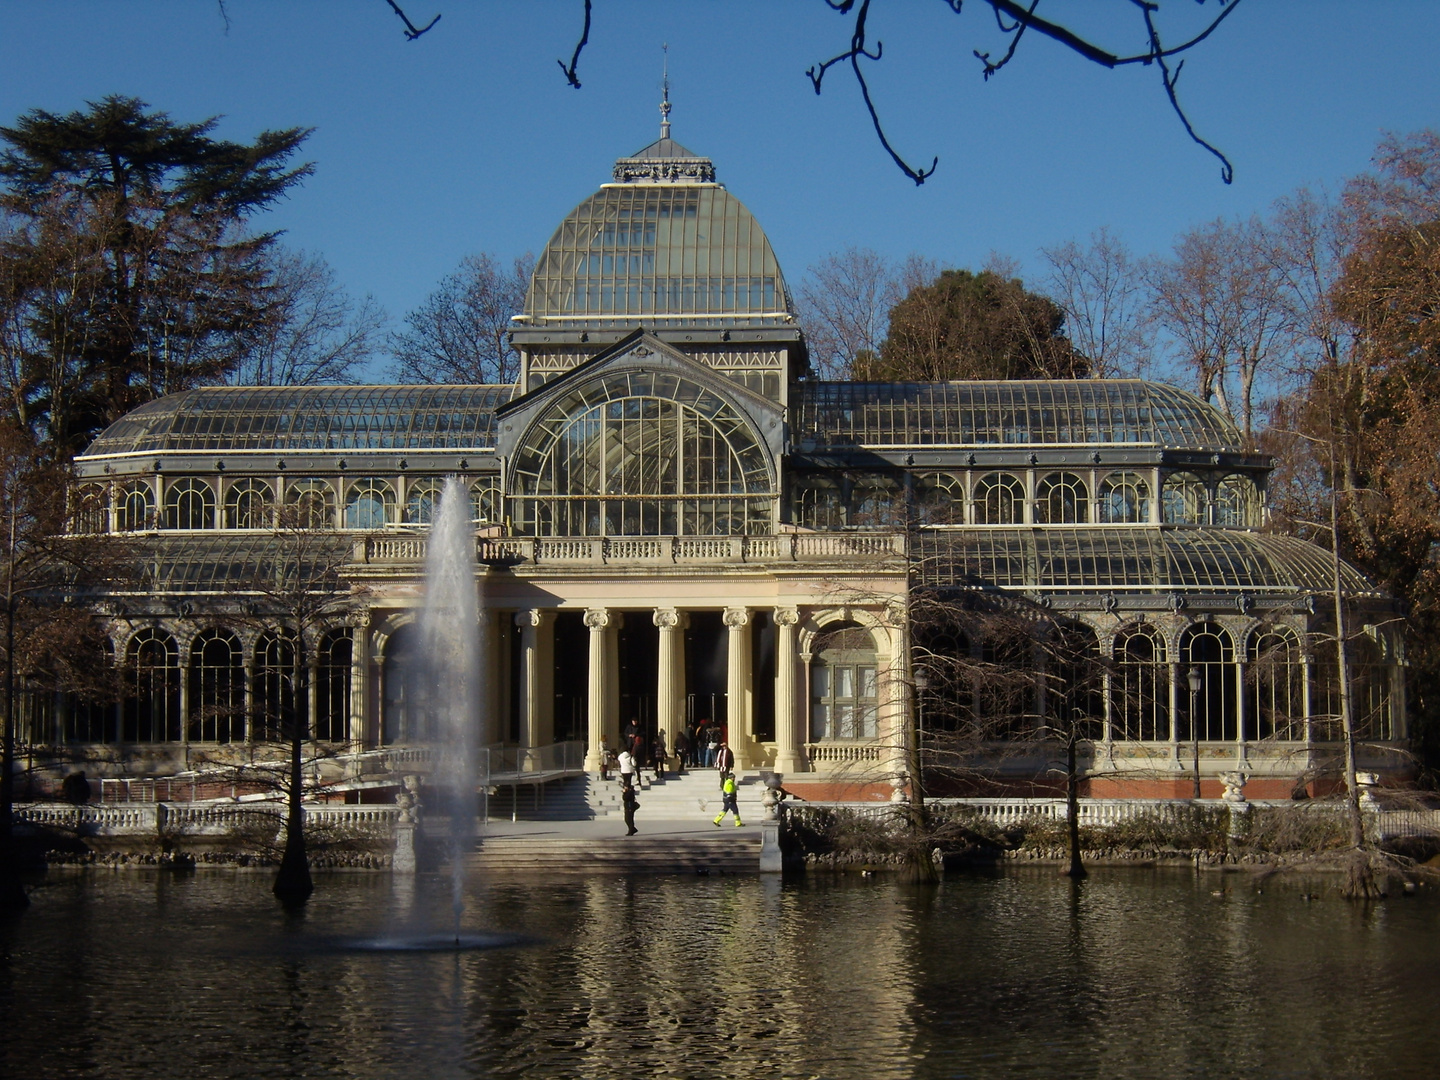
left=3, top=1, right=1438, bottom=374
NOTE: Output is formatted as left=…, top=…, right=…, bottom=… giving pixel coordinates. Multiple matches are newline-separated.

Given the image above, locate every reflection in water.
left=3, top=868, right=1440, bottom=1078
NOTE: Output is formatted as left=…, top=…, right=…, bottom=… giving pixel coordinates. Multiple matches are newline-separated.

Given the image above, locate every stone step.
left=469, top=833, right=760, bottom=874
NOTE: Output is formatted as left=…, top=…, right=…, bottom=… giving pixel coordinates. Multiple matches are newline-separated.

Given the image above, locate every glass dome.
left=522, top=152, right=792, bottom=322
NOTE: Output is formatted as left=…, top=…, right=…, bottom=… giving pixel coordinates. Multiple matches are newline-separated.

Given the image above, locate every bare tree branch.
left=809, top=0, right=937, bottom=186
left=384, top=0, right=441, bottom=42
left=557, top=0, right=593, bottom=90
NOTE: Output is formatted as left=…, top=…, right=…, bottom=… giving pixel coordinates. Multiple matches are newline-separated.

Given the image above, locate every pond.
left=1, top=866, right=1437, bottom=1079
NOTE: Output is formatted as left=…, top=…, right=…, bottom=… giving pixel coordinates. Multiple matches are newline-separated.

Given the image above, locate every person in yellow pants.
left=713, top=774, right=743, bottom=827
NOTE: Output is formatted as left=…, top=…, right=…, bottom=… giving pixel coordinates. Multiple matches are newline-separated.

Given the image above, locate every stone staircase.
left=488, top=769, right=771, bottom=824
left=467, top=831, right=761, bottom=875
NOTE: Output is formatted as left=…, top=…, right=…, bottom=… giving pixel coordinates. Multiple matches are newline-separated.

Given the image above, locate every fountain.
left=375, top=477, right=491, bottom=950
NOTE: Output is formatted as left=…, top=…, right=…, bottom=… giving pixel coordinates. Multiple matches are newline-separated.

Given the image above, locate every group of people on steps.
left=610, top=719, right=741, bottom=835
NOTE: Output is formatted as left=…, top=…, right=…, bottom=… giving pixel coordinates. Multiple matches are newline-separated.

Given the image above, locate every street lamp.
left=1187, top=666, right=1203, bottom=800
left=912, top=665, right=930, bottom=802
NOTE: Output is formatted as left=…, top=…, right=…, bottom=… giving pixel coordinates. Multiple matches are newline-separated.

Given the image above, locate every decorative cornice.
left=612, top=157, right=716, bottom=184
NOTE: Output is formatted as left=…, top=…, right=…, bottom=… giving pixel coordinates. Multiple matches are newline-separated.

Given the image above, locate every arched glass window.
left=1047, top=623, right=1103, bottom=740
left=164, top=478, right=215, bottom=530
left=973, top=472, right=1024, bottom=524
left=254, top=629, right=303, bottom=742
left=980, top=622, right=1035, bottom=738
left=405, top=479, right=443, bottom=525
left=797, top=479, right=845, bottom=530
left=851, top=479, right=902, bottom=529
left=915, top=623, right=971, bottom=734
left=224, top=479, right=273, bottom=530
left=1098, top=472, right=1151, bottom=524
left=1215, top=475, right=1259, bottom=528
left=913, top=473, right=965, bottom=525
left=123, top=629, right=180, bottom=742
left=1317, top=632, right=1396, bottom=742
left=1113, top=624, right=1167, bottom=741
left=471, top=478, right=502, bottom=525
left=115, top=481, right=155, bottom=532
left=316, top=628, right=353, bottom=742
left=1247, top=626, right=1302, bottom=741
left=509, top=371, right=775, bottom=537
left=1162, top=472, right=1208, bottom=525
left=382, top=623, right=422, bottom=744
left=809, top=625, right=879, bottom=741
left=1180, top=623, right=1236, bottom=741
left=344, top=478, right=395, bottom=530
left=189, top=629, right=244, bottom=743
left=1034, top=472, right=1089, bottom=524
left=66, top=639, right=116, bottom=743
left=70, top=483, right=109, bottom=534
left=284, top=480, right=336, bottom=529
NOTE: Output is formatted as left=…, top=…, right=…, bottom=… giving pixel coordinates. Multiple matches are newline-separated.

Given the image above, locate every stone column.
left=477, top=610, right=498, bottom=750
left=654, top=608, right=687, bottom=759
left=349, top=616, right=369, bottom=753
left=583, top=608, right=612, bottom=772
left=515, top=610, right=554, bottom=758
left=724, top=607, right=751, bottom=768
left=773, top=607, right=803, bottom=776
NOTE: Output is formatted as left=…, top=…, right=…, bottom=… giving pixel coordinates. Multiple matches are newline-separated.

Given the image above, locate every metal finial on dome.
left=660, top=43, right=671, bottom=139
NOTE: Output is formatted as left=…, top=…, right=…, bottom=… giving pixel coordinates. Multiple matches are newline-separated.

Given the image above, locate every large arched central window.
left=510, top=371, right=774, bottom=536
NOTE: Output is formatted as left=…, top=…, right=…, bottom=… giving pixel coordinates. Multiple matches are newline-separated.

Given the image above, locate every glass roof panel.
left=915, top=529, right=1378, bottom=595
left=524, top=186, right=792, bottom=319
left=80, top=385, right=515, bottom=456
left=793, top=380, right=1243, bottom=451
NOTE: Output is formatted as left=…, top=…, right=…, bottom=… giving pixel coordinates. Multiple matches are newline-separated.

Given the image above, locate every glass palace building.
left=57, top=131, right=1406, bottom=800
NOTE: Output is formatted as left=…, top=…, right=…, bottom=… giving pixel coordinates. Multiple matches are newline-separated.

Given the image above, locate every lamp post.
left=913, top=665, right=929, bottom=802
left=1187, top=666, right=1203, bottom=800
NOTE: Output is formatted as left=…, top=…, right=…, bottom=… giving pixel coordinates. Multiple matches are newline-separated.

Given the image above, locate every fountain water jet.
left=413, top=477, right=482, bottom=942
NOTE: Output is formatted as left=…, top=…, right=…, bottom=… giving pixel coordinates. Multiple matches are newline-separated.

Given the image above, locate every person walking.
left=617, top=747, right=637, bottom=790
left=713, top=773, right=743, bottom=827
left=652, top=729, right=667, bottom=781
left=672, top=729, right=689, bottom=774
left=622, top=781, right=639, bottom=835
left=715, top=740, right=735, bottom=783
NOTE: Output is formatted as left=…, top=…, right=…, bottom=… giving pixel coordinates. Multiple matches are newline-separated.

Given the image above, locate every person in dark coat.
left=621, top=781, right=639, bottom=836
left=652, top=729, right=667, bottom=780
left=672, top=729, right=689, bottom=773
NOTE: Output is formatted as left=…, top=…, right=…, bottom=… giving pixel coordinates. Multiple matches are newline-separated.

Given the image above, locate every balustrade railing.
left=359, top=532, right=906, bottom=567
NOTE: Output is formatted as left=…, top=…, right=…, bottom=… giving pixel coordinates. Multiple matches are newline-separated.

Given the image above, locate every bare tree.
left=224, top=250, right=386, bottom=387
left=1148, top=216, right=1290, bottom=441
left=388, top=253, right=533, bottom=386
left=797, top=247, right=936, bottom=380
left=1041, top=228, right=1154, bottom=379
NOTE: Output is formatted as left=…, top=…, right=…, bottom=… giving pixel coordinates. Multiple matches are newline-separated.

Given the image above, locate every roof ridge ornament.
left=660, top=43, right=671, bottom=140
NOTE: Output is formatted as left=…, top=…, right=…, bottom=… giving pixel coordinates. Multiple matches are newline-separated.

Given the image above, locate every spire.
left=660, top=43, right=671, bottom=140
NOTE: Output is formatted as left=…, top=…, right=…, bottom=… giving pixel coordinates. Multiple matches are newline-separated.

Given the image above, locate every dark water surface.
left=2, top=866, right=1437, bottom=1079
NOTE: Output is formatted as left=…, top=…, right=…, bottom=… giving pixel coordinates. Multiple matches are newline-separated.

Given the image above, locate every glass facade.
left=510, top=370, right=774, bottom=536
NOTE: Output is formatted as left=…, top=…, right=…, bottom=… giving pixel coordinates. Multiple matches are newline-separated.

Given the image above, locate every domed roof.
left=521, top=133, right=792, bottom=324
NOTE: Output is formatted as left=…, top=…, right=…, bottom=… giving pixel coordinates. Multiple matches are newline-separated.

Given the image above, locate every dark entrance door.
left=617, top=613, right=657, bottom=757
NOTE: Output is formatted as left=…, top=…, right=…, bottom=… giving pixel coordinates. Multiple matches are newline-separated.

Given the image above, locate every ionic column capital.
left=774, top=606, right=800, bottom=627
left=653, top=607, right=688, bottom=631
left=583, top=607, right=612, bottom=632
left=723, top=606, right=750, bottom=630
left=516, top=608, right=552, bottom=630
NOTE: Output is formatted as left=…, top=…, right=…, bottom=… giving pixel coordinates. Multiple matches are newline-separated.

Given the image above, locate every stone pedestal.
left=759, top=819, right=782, bottom=873
left=393, top=822, right=417, bottom=874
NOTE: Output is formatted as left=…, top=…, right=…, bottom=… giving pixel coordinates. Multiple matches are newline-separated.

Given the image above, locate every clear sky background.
left=3, top=2, right=1438, bottom=378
